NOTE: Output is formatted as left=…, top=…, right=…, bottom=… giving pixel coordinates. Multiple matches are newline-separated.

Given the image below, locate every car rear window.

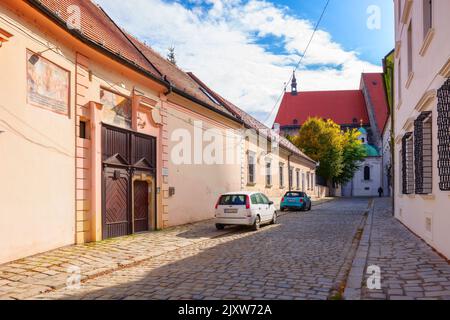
left=285, top=192, right=304, bottom=198
left=219, top=195, right=246, bottom=205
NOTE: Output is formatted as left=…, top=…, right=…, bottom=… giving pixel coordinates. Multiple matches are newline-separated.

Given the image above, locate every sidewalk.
left=345, top=197, right=450, bottom=300
left=0, top=219, right=239, bottom=300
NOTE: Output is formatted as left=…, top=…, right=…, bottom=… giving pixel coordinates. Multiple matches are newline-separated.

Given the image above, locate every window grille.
left=402, top=132, right=414, bottom=194
left=414, top=111, right=432, bottom=194
left=437, top=78, right=450, bottom=190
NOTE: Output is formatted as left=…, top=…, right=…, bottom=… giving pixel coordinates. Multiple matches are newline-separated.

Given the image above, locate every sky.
left=95, top=0, right=394, bottom=125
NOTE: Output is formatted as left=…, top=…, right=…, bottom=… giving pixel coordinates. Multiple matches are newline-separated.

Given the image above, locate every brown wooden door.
left=133, top=180, right=149, bottom=233
left=102, top=124, right=156, bottom=239
left=103, top=168, right=131, bottom=239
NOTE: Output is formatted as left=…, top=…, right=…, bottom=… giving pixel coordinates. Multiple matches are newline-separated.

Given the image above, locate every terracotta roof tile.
left=187, top=73, right=316, bottom=164
left=33, top=0, right=161, bottom=76
left=275, top=90, right=370, bottom=127
left=125, top=34, right=236, bottom=117
left=361, top=73, right=390, bottom=132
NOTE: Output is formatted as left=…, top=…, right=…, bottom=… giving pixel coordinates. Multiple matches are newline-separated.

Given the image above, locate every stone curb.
left=343, top=199, right=375, bottom=300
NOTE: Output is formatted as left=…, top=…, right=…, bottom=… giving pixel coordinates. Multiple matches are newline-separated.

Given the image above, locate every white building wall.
left=352, top=158, right=383, bottom=197
left=394, top=0, right=450, bottom=258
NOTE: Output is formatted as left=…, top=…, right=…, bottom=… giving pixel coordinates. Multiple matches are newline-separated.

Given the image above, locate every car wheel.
left=271, top=212, right=277, bottom=225
left=252, top=216, right=261, bottom=231
left=308, top=202, right=312, bottom=211
left=216, top=223, right=225, bottom=230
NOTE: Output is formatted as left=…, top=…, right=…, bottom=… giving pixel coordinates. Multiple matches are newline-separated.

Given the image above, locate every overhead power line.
left=263, top=0, right=331, bottom=125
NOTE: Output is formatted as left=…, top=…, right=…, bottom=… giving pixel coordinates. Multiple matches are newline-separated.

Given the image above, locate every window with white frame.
left=302, top=172, right=305, bottom=191
left=247, top=152, right=256, bottom=185
left=296, top=170, right=300, bottom=190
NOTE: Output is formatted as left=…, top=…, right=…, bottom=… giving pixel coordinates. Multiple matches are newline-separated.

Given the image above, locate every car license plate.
left=224, top=209, right=238, bottom=213
left=288, top=199, right=295, bottom=202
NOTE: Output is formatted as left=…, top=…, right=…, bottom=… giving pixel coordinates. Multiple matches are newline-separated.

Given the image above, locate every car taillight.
left=281, top=197, right=284, bottom=203
left=300, top=198, right=303, bottom=203
left=245, top=195, right=250, bottom=209
left=215, top=197, right=220, bottom=209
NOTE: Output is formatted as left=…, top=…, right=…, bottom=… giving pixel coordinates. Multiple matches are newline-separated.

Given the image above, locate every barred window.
left=437, top=78, right=450, bottom=190
left=414, top=112, right=432, bottom=194
left=402, top=132, right=414, bottom=194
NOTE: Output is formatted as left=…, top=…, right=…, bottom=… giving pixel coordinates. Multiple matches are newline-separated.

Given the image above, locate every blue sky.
left=97, top=0, right=395, bottom=124
left=277, top=0, right=395, bottom=64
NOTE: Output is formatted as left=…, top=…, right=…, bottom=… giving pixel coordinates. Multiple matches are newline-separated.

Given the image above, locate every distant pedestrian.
left=378, top=187, right=384, bottom=198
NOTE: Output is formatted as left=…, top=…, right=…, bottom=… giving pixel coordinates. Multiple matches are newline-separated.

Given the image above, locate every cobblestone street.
left=32, top=198, right=368, bottom=300
left=3, top=197, right=450, bottom=300
left=361, top=199, right=450, bottom=300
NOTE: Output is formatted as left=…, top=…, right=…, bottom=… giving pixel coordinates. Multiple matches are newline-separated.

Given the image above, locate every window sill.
left=246, top=182, right=256, bottom=187
left=419, top=194, right=435, bottom=200
left=265, top=185, right=273, bottom=189
left=405, top=72, right=414, bottom=89
left=419, top=28, right=435, bottom=57
left=439, top=57, right=450, bottom=78
left=406, top=194, right=415, bottom=199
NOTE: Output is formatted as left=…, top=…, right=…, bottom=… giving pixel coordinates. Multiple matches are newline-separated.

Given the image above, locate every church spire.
left=291, top=71, right=298, bottom=96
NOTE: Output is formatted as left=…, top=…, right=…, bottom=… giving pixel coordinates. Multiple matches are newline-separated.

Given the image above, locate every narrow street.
left=33, top=198, right=369, bottom=300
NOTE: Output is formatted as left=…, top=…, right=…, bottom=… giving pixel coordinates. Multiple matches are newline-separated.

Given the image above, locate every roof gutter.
left=26, top=0, right=169, bottom=89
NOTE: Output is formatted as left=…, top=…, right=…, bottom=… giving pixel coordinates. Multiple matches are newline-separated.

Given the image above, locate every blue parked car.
left=280, top=192, right=312, bottom=211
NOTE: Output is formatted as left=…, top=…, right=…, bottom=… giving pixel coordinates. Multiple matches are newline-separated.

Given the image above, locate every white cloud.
left=95, top=0, right=381, bottom=125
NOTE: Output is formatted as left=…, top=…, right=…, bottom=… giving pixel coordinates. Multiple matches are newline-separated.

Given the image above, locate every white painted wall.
left=394, top=0, right=450, bottom=258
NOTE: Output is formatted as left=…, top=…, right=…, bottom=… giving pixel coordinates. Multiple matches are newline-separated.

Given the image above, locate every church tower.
left=291, top=71, right=298, bottom=96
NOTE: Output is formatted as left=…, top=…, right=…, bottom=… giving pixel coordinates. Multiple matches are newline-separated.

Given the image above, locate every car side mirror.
left=269, top=201, right=274, bottom=205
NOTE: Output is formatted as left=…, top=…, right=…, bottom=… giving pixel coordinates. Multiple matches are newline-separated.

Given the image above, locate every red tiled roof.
left=275, top=90, right=370, bottom=127
left=187, top=73, right=316, bottom=164
left=126, top=35, right=235, bottom=117
left=31, top=0, right=161, bottom=77
left=361, top=73, right=390, bottom=132
left=27, top=0, right=237, bottom=119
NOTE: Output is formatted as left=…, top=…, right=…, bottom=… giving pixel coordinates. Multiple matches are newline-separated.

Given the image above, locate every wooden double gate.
left=102, top=124, right=156, bottom=239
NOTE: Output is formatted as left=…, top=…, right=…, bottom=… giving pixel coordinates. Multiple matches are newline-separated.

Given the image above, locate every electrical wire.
left=263, top=0, right=331, bottom=124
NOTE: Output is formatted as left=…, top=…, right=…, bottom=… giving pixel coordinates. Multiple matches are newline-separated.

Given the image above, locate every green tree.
left=288, top=117, right=366, bottom=186
left=335, top=128, right=367, bottom=185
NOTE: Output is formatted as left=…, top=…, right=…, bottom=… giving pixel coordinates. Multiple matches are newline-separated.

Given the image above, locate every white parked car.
left=214, top=191, right=277, bottom=231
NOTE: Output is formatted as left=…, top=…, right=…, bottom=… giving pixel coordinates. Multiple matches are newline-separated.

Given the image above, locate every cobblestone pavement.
left=361, top=198, right=450, bottom=300
left=0, top=220, right=239, bottom=300
left=0, top=197, right=333, bottom=300
left=32, top=198, right=369, bottom=300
